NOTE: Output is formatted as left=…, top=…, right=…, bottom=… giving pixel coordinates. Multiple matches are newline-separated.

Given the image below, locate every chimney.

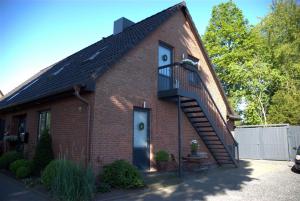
left=113, top=17, right=134, bottom=35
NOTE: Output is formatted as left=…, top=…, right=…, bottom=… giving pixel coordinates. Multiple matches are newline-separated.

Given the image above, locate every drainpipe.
left=73, top=85, right=91, bottom=166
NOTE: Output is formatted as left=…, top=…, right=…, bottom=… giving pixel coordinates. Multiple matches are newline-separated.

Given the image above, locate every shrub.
left=101, top=160, right=144, bottom=189
left=16, top=166, right=32, bottom=179
left=33, top=129, right=54, bottom=173
left=97, top=182, right=111, bottom=193
left=155, top=150, right=169, bottom=162
left=42, top=159, right=95, bottom=201
left=9, top=159, right=33, bottom=174
left=41, top=160, right=62, bottom=189
left=0, top=151, right=23, bottom=169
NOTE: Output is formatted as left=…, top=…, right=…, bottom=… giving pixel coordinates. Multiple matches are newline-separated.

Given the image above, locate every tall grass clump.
left=42, top=159, right=95, bottom=201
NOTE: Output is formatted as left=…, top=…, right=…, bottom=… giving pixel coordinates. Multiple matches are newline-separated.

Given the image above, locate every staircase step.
left=197, top=128, right=214, bottom=132
left=191, top=120, right=209, bottom=123
left=181, top=105, right=199, bottom=109
left=181, top=99, right=196, bottom=103
left=199, top=132, right=217, bottom=136
left=185, top=110, right=203, bottom=114
left=218, top=160, right=233, bottom=164
left=204, top=140, right=222, bottom=145
left=211, top=149, right=227, bottom=153
left=196, top=125, right=212, bottom=128
left=216, top=157, right=231, bottom=161
left=202, top=136, right=219, bottom=141
left=207, top=145, right=225, bottom=149
left=213, top=152, right=229, bottom=156
left=188, top=114, right=206, bottom=118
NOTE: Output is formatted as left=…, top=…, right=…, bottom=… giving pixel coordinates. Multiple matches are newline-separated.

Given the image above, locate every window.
left=158, top=43, right=173, bottom=77
left=158, top=42, right=174, bottom=91
left=188, top=55, right=200, bottom=85
left=38, top=111, right=51, bottom=139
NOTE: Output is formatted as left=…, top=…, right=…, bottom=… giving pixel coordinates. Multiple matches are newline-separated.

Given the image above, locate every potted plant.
left=155, top=150, right=169, bottom=171
left=190, top=140, right=199, bottom=156
left=181, top=59, right=198, bottom=67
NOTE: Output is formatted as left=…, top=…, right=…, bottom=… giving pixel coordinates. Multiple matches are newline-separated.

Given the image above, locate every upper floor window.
left=38, top=110, right=51, bottom=139
left=158, top=43, right=173, bottom=77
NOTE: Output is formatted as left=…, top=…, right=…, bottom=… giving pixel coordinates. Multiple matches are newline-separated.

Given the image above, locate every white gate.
left=234, top=124, right=300, bottom=161
left=288, top=126, right=300, bottom=159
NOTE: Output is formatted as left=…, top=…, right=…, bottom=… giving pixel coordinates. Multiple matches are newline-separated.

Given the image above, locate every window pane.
left=38, top=111, right=51, bottom=139
left=46, top=112, right=51, bottom=132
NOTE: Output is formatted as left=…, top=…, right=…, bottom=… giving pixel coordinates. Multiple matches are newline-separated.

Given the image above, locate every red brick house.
left=0, top=2, right=239, bottom=172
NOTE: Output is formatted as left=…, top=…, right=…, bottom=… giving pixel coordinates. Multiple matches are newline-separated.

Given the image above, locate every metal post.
left=177, top=96, right=182, bottom=177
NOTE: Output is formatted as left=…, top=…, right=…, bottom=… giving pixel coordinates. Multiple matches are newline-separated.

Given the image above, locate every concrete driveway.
left=97, top=160, right=300, bottom=201
left=0, top=173, right=50, bottom=201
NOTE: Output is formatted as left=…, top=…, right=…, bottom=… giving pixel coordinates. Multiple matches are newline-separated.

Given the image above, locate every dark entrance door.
left=133, top=108, right=150, bottom=170
left=0, top=119, right=5, bottom=141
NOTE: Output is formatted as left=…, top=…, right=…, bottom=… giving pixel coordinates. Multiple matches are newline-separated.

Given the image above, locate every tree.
left=203, top=1, right=280, bottom=124
left=268, top=88, right=300, bottom=125
left=33, top=128, right=54, bottom=173
left=202, top=1, right=249, bottom=95
left=257, top=0, right=300, bottom=88
left=257, top=0, right=300, bottom=124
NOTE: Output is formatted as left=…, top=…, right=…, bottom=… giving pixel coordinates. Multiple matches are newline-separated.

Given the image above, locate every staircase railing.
left=158, top=62, right=239, bottom=163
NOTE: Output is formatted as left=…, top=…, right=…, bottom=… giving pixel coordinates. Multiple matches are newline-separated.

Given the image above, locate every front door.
left=158, top=43, right=173, bottom=90
left=133, top=108, right=150, bottom=170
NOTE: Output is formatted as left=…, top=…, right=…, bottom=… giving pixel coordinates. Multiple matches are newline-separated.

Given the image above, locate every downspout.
left=73, top=86, right=91, bottom=166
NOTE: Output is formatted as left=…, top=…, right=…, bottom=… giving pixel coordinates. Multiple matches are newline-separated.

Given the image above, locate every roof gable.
left=0, top=2, right=185, bottom=110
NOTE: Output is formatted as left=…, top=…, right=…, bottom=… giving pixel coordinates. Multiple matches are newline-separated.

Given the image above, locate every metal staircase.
left=158, top=62, right=239, bottom=167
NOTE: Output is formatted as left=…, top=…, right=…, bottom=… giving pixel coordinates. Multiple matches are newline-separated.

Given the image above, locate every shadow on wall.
left=135, top=160, right=254, bottom=201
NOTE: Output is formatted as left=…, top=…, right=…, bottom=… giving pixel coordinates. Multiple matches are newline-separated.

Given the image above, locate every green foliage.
left=101, top=160, right=144, bottom=189
left=41, top=160, right=62, bottom=189
left=9, top=159, right=33, bottom=175
left=16, top=166, right=32, bottom=179
left=202, top=0, right=298, bottom=125
left=0, top=151, right=23, bottom=169
left=202, top=1, right=249, bottom=94
left=268, top=89, right=300, bottom=125
left=256, top=0, right=300, bottom=124
left=97, top=182, right=111, bottom=193
left=33, top=129, right=54, bottom=173
left=42, top=159, right=95, bottom=201
left=155, top=150, right=169, bottom=162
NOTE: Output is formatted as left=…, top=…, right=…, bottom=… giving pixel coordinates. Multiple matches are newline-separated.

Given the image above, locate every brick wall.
left=0, top=94, right=93, bottom=164
left=90, top=11, right=234, bottom=171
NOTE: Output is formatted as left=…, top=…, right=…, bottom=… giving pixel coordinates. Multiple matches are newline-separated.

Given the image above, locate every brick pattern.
left=0, top=94, right=93, bottom=164
left=90, top=11, right=233, bottom=171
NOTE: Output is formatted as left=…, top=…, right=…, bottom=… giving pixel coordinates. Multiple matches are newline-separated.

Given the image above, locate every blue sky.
left=0, top=0, right=271, bottom=95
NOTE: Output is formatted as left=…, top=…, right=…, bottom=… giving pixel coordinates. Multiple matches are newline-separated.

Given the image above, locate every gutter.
left=73, top=85, right=91, bottom=166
